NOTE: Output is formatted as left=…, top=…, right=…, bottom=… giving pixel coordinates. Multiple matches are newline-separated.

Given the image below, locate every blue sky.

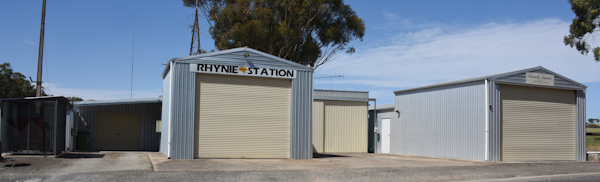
left=1, top=0, right=598, bottom=119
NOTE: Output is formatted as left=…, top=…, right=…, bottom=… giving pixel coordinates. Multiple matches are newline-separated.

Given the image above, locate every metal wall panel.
left=160, top=71, right=171, bottom=156
left=195, top=74, right=291, bottom=158
left=75, top=103, right=161, bottom=151
left=290, top=70, right=313, bottom=159
left=312, top=100, right=325, bottom=153
left=576, top=90, right=586, bottom=161
left=169, top=62, right=196, bottom=159
left=488, top=81, right=502, bottom=162
left=394, top=81, right=486, bottom=161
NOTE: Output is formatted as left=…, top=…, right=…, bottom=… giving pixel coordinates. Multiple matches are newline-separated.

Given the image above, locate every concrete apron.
left=148, top=152, right=485, bottom=172
left=52, top=152, right=152, bottom=174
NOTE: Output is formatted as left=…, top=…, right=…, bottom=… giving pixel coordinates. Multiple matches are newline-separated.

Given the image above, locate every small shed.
left=312, top=89, right=369, bottom=153
left=368, top=103, right=395, bottom=153
left=1, top=96, right=68, bottom=156
left=392, top=66, right=586, bottom=161
left=72, top=98, right=162, bottom=151
left=161, top=47, right=313, bottom=159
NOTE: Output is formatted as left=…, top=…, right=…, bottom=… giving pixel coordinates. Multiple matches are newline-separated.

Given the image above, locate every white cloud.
left=23, top=40, right=35, bottom=45
left=379, top=12, right=446, bottom=30
left=317, top=18, right=600, bottom=91
left=43, top=83, right=161, bottom=101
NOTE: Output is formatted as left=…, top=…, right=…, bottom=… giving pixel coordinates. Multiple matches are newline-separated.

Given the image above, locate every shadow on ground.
left=312, top=153, right=348, bottom=158
left=58, top=153, right=105, bottom=159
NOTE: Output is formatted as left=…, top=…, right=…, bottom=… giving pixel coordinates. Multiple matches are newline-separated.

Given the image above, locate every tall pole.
left=36, top=0, right=47, bottom=97
left=131, top=33, right=135, bottom=99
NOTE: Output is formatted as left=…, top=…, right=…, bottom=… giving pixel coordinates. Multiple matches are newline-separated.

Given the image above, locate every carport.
left=73, top=98, right=162, bottom=151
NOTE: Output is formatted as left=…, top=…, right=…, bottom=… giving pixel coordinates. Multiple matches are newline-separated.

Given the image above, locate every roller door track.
left=195, top=74, right=291, bottom=158
left=501, top=84, right=576, bottom=161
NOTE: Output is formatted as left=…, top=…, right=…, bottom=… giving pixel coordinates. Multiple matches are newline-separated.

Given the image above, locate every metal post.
left=53, top=100, right=57, bottom=156
left=27, top=102, right=31, bottom=154
left=36, top=0, right=47, bottom=97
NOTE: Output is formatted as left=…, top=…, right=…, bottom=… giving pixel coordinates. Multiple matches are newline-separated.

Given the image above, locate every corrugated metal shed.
left=392, top=66, right=586, bottom=162
left=162, top=47, right=313, bottom=159
left=73, top=98, right=162, bottom=152
left=313, top=90, right=369, bottom=153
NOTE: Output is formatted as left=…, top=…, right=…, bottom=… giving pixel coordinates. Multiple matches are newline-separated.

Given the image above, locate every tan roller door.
left=312, top=100, right=325, bottom=153
left=195, top=74, right=291, bottom=158
left=501, top=84, right=576, bottom=161
left=323, top=100, right=368, bottom=153
left=96, top=113, right=141, bottom=150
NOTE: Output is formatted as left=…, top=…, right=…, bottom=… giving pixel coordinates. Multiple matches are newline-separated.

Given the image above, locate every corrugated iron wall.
left=160, top=71, right=171, bottom=156
left=487, top=81, right=501, bottom=162
left=394, top=81, right=486, bottom=161
left=290, top=70, right=313, bottom=159
left=576, top=90, right=586, bottom=161
left=168, top=62, right=196, bottom=159
left=76, top=102, right=161, bottom=151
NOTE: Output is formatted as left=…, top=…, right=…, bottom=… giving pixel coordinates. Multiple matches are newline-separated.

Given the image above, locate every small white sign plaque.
left=525, top=72, right=554, bottom=86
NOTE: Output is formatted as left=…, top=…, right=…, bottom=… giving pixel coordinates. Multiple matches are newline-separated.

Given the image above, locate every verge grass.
left=586, top=127, right=600, bottom=134
left=586, top=128, right=600, bottom=151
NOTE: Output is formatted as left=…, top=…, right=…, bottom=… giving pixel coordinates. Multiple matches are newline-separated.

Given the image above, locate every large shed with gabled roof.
left=391, top=66, right=586, bottom=162
left=161, top=47, right=313, bottom=159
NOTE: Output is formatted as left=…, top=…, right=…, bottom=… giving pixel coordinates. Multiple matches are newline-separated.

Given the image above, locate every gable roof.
left=162, top=47, right=313, bottom=78
left=394, top=66, right=587, bottom=94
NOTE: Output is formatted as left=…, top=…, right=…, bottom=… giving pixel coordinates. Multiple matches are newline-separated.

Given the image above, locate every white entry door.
left=381, top=118, right=391, bottom=153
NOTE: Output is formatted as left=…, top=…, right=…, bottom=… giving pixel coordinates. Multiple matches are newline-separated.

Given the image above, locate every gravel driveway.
left=2, top=152, right=600, bottom=182
left=0, top=152, right=152, bottom=181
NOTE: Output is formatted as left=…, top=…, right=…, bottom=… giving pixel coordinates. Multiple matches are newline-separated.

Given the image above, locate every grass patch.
left=587, top=128, right=600, bottom=134
left=587, top=135, right=600, bottom=151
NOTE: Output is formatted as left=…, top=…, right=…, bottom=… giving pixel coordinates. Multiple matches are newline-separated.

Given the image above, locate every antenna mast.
left=190, top=0, right=201, bottom=55
left=315, top=74, right=345, bottom=89
left=131, top=33, right=135, bottom=99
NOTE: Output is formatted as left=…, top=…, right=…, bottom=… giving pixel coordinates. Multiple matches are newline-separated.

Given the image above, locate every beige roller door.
left=501, top=84, right=576, bottom=161
left=195, top=74, right=291, bottom=158
left=312, top=100, right=325, bottom=153
left=96, top=113, right=141, bottom=150
left=323, top=100, right=368, bottom=153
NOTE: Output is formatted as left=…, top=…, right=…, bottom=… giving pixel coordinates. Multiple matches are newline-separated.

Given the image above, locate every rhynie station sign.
left=525, top=72, right=554, bottom=86
left=190, top=63, right=296, bottom=79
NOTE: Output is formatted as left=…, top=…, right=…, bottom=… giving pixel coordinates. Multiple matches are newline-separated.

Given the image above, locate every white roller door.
left=195, top=74, right=291, bottom=158
left=501, top=84, right=576, bottom=161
